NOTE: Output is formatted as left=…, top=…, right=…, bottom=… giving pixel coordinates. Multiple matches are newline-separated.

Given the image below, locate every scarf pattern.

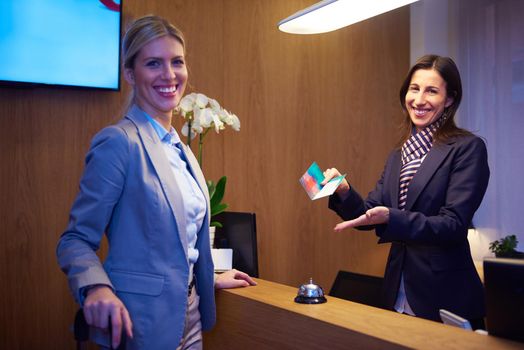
left=398, top=114, right=447, bottom=210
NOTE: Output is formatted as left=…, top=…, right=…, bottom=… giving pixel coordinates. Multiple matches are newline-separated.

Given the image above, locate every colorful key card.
left=299, top=162, right=345, bottom=200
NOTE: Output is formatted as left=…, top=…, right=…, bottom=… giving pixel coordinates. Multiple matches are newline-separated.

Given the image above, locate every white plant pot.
left=211, top=248, right=233, bottom=272
left=209, top=226, right=232, bottom=271
left=209, top=226, right=216, bottom=248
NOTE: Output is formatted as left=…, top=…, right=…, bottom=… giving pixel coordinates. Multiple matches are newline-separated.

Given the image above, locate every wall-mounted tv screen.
left=0, top=0, right=122, bottom=90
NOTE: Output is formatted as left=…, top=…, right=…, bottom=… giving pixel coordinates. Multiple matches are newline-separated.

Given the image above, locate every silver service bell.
left=294, top=277, right=327, bottom=304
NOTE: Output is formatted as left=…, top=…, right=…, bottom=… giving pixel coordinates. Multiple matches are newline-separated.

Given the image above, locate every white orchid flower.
left=181, top=122, right=198, bottom=140
left=193, top=108, right=202, bottom=125
left=218, top=109, right=232, bottom=125
left=191, top=117, right=204, bottom=134
left=195, top=93, right=208, bottom=109
left=209, top=98, right=221, bottom=112
left=211, top=111, right=224, bottom=133
left=179, top=94, right=196, bottom=114
left=181, top=122, right=189, bottom=136
left=187, top=92, right=199, bottom=103
left=230, top=113, right=240, bottom=131
left=175, top=92, right=240, bottom=160
left=196, top=108, right=211, bottom=128
left=193, top=125, right=204, bottom=134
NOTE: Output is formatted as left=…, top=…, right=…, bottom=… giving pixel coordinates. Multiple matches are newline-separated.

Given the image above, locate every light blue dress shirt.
left=145, top=114, right=206, bottom=268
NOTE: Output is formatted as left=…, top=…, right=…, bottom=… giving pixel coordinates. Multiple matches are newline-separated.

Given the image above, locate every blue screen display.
left=0, top=0, right=121, bottom=90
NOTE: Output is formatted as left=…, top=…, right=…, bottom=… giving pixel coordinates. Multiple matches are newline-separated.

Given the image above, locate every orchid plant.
left=176, top=92, right=240, bottom=227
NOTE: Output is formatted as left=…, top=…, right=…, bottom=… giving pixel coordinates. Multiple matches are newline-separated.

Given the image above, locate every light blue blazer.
left=57, top=105, right=216, bottom=349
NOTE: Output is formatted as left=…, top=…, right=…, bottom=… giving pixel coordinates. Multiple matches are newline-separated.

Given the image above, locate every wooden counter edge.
left=205, top=278, right=523, bottom=350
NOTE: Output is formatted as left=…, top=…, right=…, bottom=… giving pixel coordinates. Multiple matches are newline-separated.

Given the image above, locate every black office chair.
left=329, top=270, right=384, bottom=309
left=213, top=211, right=259, bottom=278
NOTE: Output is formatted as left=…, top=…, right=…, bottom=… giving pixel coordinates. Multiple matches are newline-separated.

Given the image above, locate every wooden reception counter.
left=204, top=278, right=523, bottom=349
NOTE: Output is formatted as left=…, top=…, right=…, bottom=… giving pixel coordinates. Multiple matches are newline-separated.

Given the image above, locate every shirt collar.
left=144, top=113, right=182, bottom=145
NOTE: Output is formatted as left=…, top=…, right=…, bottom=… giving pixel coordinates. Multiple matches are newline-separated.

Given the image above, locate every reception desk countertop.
left=204, top=278, right=523, bottom=349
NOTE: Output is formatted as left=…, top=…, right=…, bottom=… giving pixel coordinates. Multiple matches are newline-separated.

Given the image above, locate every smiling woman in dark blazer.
left=322, top=55, right=489, bottom=329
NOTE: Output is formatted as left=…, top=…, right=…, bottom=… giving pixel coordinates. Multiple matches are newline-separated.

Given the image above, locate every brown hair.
left=398, top=54, right=471, bottom=146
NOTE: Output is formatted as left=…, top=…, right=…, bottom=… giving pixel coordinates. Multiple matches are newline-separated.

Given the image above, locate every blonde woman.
left=57, top=15, right=255, bottom=349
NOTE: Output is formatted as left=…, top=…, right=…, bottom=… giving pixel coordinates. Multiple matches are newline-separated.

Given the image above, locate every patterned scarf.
left=398, top=114, right=448, bottom=210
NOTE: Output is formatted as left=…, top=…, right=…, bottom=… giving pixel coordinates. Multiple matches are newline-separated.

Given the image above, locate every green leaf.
left=489, top=234, right=519, bottom=254
left=207, top=180, right=216, bottom=199
left=210, top=221, right=223, bottom=228
left=211, top=203, right=228, bottom=217
left=210, top=176, right=227, bottom=209
left=207, top=176, right=228, bottom=227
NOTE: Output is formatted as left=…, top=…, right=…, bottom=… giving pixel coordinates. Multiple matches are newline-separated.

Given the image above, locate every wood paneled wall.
left=0, top=1, right=409, bottom=348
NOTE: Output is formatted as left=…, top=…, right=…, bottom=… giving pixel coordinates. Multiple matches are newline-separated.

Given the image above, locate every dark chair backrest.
left=484, top=257, right=524, bottom=343
left=329, top=270, right=384, bottom=309
left=213, top=211, right=259, bottom=278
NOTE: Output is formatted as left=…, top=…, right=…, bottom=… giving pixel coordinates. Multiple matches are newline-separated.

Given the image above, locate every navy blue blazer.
left=329, top=134, right=489, bottom=321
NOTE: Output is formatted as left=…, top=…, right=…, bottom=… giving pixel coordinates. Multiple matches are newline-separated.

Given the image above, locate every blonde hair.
left=121, top=15, right=186, bottom=112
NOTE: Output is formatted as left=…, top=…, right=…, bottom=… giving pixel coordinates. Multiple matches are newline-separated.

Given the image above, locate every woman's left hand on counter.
left=215, top=269, right=257, bottom=289
left=334, top=206, right=390, bottom=232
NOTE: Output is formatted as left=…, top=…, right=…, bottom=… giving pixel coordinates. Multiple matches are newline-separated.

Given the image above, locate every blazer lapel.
left=405, top=142, right=452, bottom=211
left=388, top=151, right=402, bottom=208
left=125, top=105, right=189, bottom=258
